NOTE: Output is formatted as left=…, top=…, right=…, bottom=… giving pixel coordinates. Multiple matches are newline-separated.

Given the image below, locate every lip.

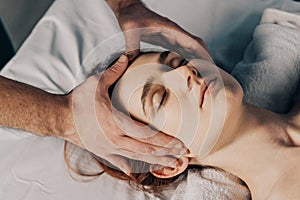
left=200, top=77, right=217, bottom=108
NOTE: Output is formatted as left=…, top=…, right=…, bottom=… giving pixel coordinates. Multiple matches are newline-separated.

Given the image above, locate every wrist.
left=56, top=93, right=83, bottom=148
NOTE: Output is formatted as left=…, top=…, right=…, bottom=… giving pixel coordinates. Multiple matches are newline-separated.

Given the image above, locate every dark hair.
left=64, top=140, right=191, bottom=193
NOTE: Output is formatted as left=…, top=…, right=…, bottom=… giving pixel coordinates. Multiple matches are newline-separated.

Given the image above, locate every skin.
left=0, top=0, right=212, bottom=174
left=112, top=52, right=243, bottom=158
left=112, top=52, right=300, bottom=200
left=105, top=0, right=212, bottom=61
left=0, top=55, right=190, bottom=174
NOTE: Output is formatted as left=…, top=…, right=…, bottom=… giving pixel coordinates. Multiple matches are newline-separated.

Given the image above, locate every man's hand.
left=106, top=0, right=212, bottom=61
left=68, top=55, right=188, bottom=174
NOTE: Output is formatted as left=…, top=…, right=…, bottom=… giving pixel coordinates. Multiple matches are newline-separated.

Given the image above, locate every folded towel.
left=232, top=8, right=300, bottom=113
left=171, top=168, right=250, bottom=200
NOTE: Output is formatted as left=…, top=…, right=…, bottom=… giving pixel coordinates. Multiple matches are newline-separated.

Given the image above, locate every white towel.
left=170, top=168, right=250, bottom=200
left=232, top=8, right=300, bottom=113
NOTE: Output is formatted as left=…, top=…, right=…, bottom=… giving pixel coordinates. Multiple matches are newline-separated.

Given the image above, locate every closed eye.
left=179, top=58, right=189, bottom=67
left=157, top=88, right=168, bottom=110
left=151, top=85, right=169, bottom=116
left=169, top=56, right=189, bottom=69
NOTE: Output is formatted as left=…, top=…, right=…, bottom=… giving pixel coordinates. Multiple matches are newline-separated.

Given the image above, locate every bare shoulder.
left=266, top=156, right=300, bottom=200
left=283, top=97, right=300, bottom=146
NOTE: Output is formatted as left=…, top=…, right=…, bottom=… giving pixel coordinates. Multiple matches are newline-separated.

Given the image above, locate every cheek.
left=153, top=92, right=202, bottom=149
left=150, top=94, right=181, bottom=136
left=127, top=89, right=148, bottom=123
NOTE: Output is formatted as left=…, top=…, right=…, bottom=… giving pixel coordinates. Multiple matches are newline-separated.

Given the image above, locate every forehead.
left=111, top=52, right=167, bottom=121
left=127, top=52, right=162, bottom=70
left=127, top=51, right=181, bottom=71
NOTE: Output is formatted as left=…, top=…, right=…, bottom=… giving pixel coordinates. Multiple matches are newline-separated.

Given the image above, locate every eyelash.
left=179, top=58, right=189, bottom=67
left=170, top=57, right=189, bottom=69
left=158, top=88, right=168, bottom=110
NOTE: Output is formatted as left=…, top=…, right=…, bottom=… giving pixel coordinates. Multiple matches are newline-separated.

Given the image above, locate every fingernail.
left=119, top=55, right=127, bottom=63
left=184, top=149, right=190, bottom=155
left=168, top=162, right=176, bottom=168
left=124, top=170, right=131, bottom=176
left=122, top=168, right=131, bottom=176
left=179, top=149, right=187, bottom=155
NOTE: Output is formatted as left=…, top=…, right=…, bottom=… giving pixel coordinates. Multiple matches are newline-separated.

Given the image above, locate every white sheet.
left=1, top=0, right=299, bottom=199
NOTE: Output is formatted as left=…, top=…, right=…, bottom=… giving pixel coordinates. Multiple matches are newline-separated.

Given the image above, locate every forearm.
left=105, top=0, right=143, bottom=19
left=0, top=75, right=72, bottom=140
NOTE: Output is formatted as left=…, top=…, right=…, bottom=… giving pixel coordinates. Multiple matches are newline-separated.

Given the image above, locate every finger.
left=105, top=106, right=188, bottom=150
left=112, top=107, right=160, bottom=138
left=141, top=34, right=171, bottom=48
left=194, top=37, right=210, bottom=53
left=112, top=107, right=185, bottom=148
left=118, top=149, right=180, bottom=167
left=125, top=50, right=139, bottom=61
left=163, top=29, right=212, bottom=61
left=123, top=29, right=141, bottom=59
left=137, top=131, right=185, bottom=148
left=100, top=55, right=129, bottom=86
left=104, top=153, right=173, bottom=175
left=150, top=20, right=212, bottom=61
left=182, top=35, right=213, bottom=62
left=141, top=26, right=211, bottom=61
left=97, top=113, right=188, bottom=163
left=117, top=136, right=188, bottom=156
left=106, top=117, right=188, bottom=156
left=103, top=154, right=131, bottom=175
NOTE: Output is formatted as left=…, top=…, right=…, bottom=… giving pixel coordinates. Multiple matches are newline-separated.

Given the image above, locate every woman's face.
left=111, top=52, right=243, bottom=158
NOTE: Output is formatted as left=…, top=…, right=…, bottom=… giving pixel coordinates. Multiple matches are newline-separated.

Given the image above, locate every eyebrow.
left=141, top=77, right=155, bottom=115
left=140, top=51, right=171, bottom=115
left=159, top=51, right=170, bottom=64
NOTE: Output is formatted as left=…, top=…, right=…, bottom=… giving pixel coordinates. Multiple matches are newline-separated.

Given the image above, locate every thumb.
left=193, top=37, right=213, bottom=62
left=101, top=55, right=129, bottom=86
left=124, top=29, right=141, bottom=60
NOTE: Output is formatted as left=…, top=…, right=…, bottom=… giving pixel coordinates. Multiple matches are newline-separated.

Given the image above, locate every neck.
left=190, top=102, right=289, bottom=199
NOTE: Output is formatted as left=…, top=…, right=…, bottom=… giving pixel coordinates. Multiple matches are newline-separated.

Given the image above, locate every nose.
left=174, top=66, right=204, bottom=91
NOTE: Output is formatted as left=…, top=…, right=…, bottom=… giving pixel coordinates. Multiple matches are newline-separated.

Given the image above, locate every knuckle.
left=196, top=37, right=204, bottom=43
left=98, top=92, right=109, bottom=103
left=161, top=148, right=174, bottom=156
left=129, top=152, right=142, bottom=160
left=107, top=68, right=119, bottom=76
left=103, top=65, right=121, bottom=77
left=170, top=148, right=181, bottom=156
left=162, top=147, right=172, bottom=155
left=109, top=136, right=120, bottom=146
left=122, top=20, right=138, bottom=30
left=158, top=158, right=172, bottom=166
left=187, top=41, right=199, bottom=50
left=99, top=74, right=109, bottom=84
left=112, top=62, right=123, bottom=69
left=145, top=146, right=158, bottom=155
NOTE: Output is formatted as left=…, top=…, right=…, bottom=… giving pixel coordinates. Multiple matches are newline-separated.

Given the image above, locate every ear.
left=150, top=157, right=189, bottom=179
